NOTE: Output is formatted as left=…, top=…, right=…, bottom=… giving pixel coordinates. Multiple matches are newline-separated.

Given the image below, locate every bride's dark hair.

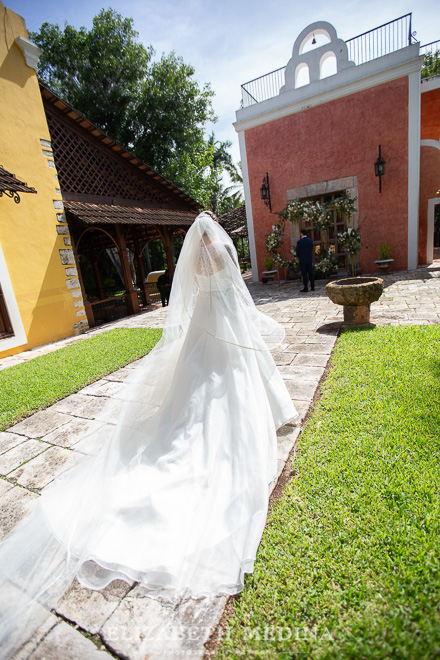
left=202, top=210, right=219, bottom=223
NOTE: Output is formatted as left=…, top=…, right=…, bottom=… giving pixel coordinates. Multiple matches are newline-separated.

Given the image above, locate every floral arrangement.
left=280, top=198, right=299, bottom=223
left=282, top=198, right=335, bottom=230
left=332, top=193, right=358, bottom=218
left=337, top=226, right=362, bottom=256
left=314, top=248, right=339, bottom=279
left=265, top=220, right=289, bottom=268
left=313, top=205, right=332, bottom=231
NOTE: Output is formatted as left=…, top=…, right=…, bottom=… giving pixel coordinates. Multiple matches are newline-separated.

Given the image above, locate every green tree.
left=132, top=52, right=215, bottom=174
left=30, top=8, right=227, bottom=206
left=201, top=135, right=244, bottom=215
left=422, top=50, right=440, bottom=79
left=30, top=10, right=152, bottom=146
left=163, top=139, right=218, bottom=210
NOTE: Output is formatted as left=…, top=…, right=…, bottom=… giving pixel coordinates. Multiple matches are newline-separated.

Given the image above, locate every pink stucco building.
left=235, top=16, right=440, bottom=281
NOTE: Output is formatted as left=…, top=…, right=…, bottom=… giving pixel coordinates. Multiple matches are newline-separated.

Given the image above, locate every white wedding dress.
left=0, top=212, right=298, bottom=657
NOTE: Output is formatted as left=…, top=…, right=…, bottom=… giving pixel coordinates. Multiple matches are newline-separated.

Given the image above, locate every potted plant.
left=262, top=254, right=276, bottom=283
left=374, top=242, right=395, bottom=272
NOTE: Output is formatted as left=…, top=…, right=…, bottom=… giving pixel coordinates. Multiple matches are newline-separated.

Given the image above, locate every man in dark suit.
left=157, top=270, right=171, bottom=307
left=296, top=230, right=315, bottom=293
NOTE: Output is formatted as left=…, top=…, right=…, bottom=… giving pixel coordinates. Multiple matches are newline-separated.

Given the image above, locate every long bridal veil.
left=0, top=212, right=298, bottom=657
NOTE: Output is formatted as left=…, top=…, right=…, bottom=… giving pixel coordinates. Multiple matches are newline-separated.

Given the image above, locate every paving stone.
left=285, top=378, right=321, bottom=401
left=80, top=380, right=126, bottom=397
left=0, top=478, right=13, bottom=496
left=0, top=581, right=58, bottom=659
left=105, top=367, right=132, bottom=382
left=15, top=612, right=59, bottom=660
left=277, top=426, right=301, bottom=465
left=0, top=356, right=26, bottom=370
left=292, top=353, right=330, bottom=367
left=0, top=431, right=26, bottom=455
left=0, top=439, right=51, bottom=476
left=73, top=428, right=113, bottom=456
left=101, top=587, right=227, bottom=660
left=303, top=334, right=338, bottom=344
left=28, top=619, right=111, bottom=659
left=272, top=351, right=297, bottom=366
left=290, top=399, right=311, bottom=420
left=9, top=410, right=73, bottom=438
left=7, top=446, right=80, bottom=490
left=41, top=417, right=94, bottom=448
left=57, top=579, right=132, bottom=634
left=288, top=342, right=333, bottom=354
left=52, top=393, right=110, bottom=419
left=0, top=484, right=39, bottom=539
left=278, top=365, right=325, bottom=380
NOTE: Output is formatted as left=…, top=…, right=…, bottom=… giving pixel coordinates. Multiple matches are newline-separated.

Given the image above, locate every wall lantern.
left=260, top=172, right=272, bottom=212
left=374, top=145, right=385, bottom=193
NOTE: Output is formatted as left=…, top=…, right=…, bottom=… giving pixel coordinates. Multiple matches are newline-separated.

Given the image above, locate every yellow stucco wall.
left=0, top=1, right=86, bottom=358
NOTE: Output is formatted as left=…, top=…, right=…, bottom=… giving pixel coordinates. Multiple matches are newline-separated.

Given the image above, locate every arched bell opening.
left=320, top=50, right=338, bottom=79
left=295, top=62, right=310, bottom=88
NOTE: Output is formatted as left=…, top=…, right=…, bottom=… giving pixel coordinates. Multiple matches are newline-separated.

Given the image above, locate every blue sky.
left=6, top=0, right=440, bottom=166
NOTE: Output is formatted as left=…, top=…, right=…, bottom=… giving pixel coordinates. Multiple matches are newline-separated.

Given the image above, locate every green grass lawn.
left=217, top=325, right=440, bottom=659
left=0, top=328, right=161, bottom=431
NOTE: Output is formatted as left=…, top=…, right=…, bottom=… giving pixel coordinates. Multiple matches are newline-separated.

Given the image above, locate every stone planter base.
left=343, top=303, right=371, bottom=325
left=326, top=276, right=384, bottom=326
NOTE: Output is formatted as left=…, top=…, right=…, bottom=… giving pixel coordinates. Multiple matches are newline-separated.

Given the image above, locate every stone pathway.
left=1, top=265, right=439, bottom=659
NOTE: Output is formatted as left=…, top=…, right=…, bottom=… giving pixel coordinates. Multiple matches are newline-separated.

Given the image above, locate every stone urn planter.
left=326, top=276, right=384, bottom=325
left=374, top=258, right=394, bottom=272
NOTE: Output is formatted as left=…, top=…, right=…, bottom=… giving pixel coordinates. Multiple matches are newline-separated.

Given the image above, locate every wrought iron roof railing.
left=420, top=40, right=440, bottom=80
left=240, top=66, right=286, bottom=108
left=345, top=13, right=415, bottom=66
left=241, top=13, right=421, bottom=108
left=420, top=40, right=440, bottom=56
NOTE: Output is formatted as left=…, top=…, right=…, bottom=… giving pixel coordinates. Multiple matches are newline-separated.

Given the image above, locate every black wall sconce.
left=374, top=145, right=385, bottom=193
left=260, top=172, right=272, bottom=212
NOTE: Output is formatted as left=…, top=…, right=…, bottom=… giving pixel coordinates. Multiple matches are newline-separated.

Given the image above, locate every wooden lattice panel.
left=46, top=114, right=170, bottom=204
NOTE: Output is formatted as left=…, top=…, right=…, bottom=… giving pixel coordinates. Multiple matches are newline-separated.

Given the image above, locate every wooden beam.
left=115, top=224, right=140, bottom=316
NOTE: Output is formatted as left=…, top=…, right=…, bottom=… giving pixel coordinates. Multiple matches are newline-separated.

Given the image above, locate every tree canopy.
left=30, top=8, right=242, bottom=212
left=422, top=50, right=440, bottom=79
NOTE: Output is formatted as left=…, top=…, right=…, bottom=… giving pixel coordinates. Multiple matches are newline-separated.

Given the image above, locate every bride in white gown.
left=0, top=211, right=298, bottom=657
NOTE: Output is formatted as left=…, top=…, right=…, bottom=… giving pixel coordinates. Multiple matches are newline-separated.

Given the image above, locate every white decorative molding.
left=420, top=139, right=440, bottom=150
left=237, top=131, right=259, bottom=282
left=408, top=70, right=421, bottom=270
left=15, top=36, right=43, bottom=70
left=281, top=21, right=355, bottom=94
left=235, top=45, right=424, bottom=133
left=0, top=240, right=27, bottom=353
left=421, top=75, right=440, bottom=93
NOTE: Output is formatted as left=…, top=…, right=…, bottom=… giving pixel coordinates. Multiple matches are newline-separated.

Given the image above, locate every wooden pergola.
left=219, top=205, right=250, bottom=270
left=64, top=203, right=195, bottom=326
left=41, top=82, right=200, bottom=327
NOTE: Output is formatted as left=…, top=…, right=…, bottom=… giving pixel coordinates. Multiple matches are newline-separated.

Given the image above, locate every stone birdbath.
left=326, top=276, right=384, bottom=325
